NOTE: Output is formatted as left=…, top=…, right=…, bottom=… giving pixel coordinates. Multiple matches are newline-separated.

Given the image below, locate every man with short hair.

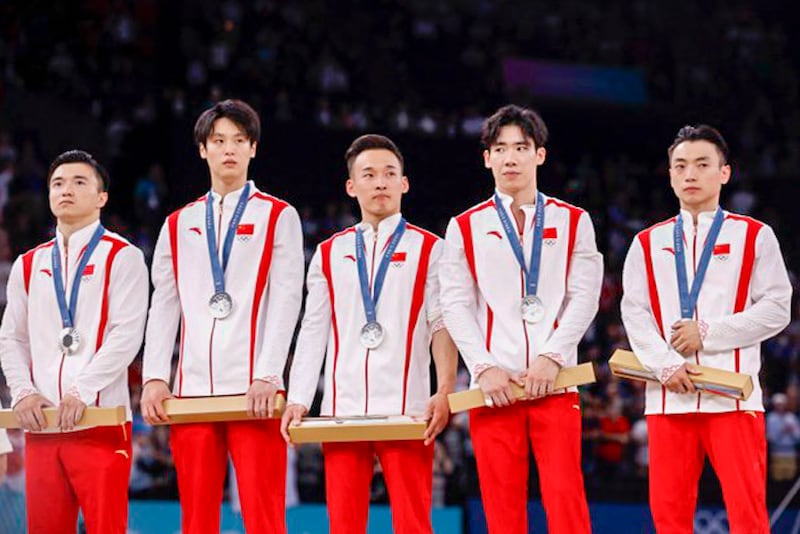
left=281, top=134, right=457, bottom=534
left=621, top=124, right=792, bottom=533
left=141, top=99, right=304, bottom=534
left=440, top=105, right=602, bottom=533
left=0, top=149, right=148, bottom=533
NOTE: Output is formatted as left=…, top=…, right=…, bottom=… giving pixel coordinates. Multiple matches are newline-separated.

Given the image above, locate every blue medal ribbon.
left=673, top=207, right=725, bottom=319
left=205, top=182, right=251, bottom=295
left=51, top=224, right=106, bottom=329
left=493, top=191, right=545, bottom=297
left=355, top=218, right=407, bottom=325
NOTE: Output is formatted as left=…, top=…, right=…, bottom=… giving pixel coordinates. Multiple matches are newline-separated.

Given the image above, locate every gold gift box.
left=0, top=406, right=126, bottom=429
left=159, top=394, right=286, bottom=425
left=608, top=349, right=753, bottom=401
left=288, top=415, right=427, bottom=444
left=447, top=362, right=596, bottom=413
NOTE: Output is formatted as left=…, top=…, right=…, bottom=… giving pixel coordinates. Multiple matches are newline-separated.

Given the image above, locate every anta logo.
left=487, top=230, right=503, bottom=240
left=662, top=247, right=676, bottom=256
left=713, top=243, right=730, bottom=261
left=236, top=223, right=254, bottom=242
left=188, top=227, right=202, bottom=236
left=344, top=254, right=356, bottom=262
left=40, top=268, right=52, bottom=277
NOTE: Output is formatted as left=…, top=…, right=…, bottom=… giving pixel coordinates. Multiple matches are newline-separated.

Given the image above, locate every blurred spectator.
left=630, top=417, right=649, bottom=478
left=596, top=400, right=631, bottom=480
left=766, top=392, right=800, bottom=482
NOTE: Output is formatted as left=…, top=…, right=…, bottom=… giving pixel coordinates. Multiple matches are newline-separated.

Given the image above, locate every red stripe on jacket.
left=728, top=214, right=763, bottom=411
left=249, top=194, right=288, bottom=382
left=401, top=225, right=438, bottom=414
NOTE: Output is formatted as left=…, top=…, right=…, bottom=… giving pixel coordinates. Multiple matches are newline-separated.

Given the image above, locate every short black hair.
left=47, top=149, right=110, bottom=191
left=344, top=134, right=404, bottom=174
left=668, top=124, right=729, bottom=164
left=481, top=104, right=549, bottom=150
left=193, top=99, right=261, bottom=146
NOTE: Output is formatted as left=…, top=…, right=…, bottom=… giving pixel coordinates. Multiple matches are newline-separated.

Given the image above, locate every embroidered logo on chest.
left=81, top=264, right=95, bottom=282
left=236, top=223, right=254, bottom=242
left=543, top=227, right=558, bottom=246
left=188, top=226, right=202, bottom=236
left=391, top=251, right=406, bottom=268
left=713, top=243, right=730, bottom=261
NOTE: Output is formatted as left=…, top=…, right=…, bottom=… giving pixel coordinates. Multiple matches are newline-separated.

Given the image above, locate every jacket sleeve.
left=286, top=246, right=331, bottom=409
left=0, top=256, right=37, bottom=406
left=70, top=245, right=149, bottom=403
left=621, top=234, right=686, bottom=382
left=439, top=218, right=498, bottom=377
left=540, top=211, right=603, bottom=363
left=702, top=225, right=792, bottom=352
left=252, top=205, right=305, bottom=387
left=142, top=220, right=181, bottom=385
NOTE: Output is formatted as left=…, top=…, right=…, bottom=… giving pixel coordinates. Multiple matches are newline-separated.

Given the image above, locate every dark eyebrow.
left=51, top=174, right=92, bottom=181
left=493, top=140, right=530, bottom=147
left=361, top=164, right=399, bottom=172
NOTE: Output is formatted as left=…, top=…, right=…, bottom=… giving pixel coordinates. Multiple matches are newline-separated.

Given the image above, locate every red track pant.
left=648, top=411, right=768, bottom=534
left=170, top=419, right=287, bottom=534
left=323, top=439, right=434, bottom=534
left=25, top=422, right=132, bottom=534
left=469, top=392, right=590, bottom=534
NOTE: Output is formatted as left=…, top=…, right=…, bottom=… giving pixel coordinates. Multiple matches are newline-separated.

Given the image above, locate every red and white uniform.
left=440, top=191, right=601, bottom=534
left=143, top=181, right=304, bottom=534
left=144, top=181, right=303, bottom=394
left=288, top=213, right=442, bottom=534
left=0, top=220, right=148, bottom=533
left=621, top=209, right=791, bottom=533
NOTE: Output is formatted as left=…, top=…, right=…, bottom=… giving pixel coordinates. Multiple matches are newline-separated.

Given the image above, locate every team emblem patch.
left=81, top=264, right=95, bottom=282
left=543, top=227, right=558, bottom=246
left=391, top=251, right=406, bottom=267
left=713, top=243, right=730, bottom=261
left=236, top=223, right=254, bottom=242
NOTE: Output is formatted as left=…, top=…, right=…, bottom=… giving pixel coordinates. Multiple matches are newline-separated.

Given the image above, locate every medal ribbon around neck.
left=355, top=218, right=407, bottom=326
left=673, top=207, right=725, bottom=319
left=51, top=224, right=105, bottom=331
left=493, top=191, right=545, bottom=298
left=205, top=182, right=251, bottom=296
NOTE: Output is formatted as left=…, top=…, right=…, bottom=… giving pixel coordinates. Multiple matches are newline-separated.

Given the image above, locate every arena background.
left=1, top=1, right=799, bottom=532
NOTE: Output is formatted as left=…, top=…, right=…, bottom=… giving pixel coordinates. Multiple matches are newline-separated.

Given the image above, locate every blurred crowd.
left=1, top=0, right=799, bottom=512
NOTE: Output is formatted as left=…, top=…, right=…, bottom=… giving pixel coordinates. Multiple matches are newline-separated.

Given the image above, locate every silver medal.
left=359, top=321, right=385, bottom=349
left=209, top=291, right=233, bottom=319
left=59, top=327, right=81, bottom=355
left=521, top=295, right=545, bottom=324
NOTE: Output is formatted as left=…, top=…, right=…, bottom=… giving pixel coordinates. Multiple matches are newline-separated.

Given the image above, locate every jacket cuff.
left=538, top=352, right=565, bottom=368
left=12, top=388, right=39, bottom=408
left=659, top=364, right=684, bottom=384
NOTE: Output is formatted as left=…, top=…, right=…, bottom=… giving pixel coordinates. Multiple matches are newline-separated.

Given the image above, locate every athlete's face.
left=346, top=148, right=409, bottom=221
left=483, top=124, right=546, bottom=196
left=669, top=140, right=730, bottom=213
left=48, top=162, right=107, bottom=224
left=199, top=117, right=256, bottom=182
